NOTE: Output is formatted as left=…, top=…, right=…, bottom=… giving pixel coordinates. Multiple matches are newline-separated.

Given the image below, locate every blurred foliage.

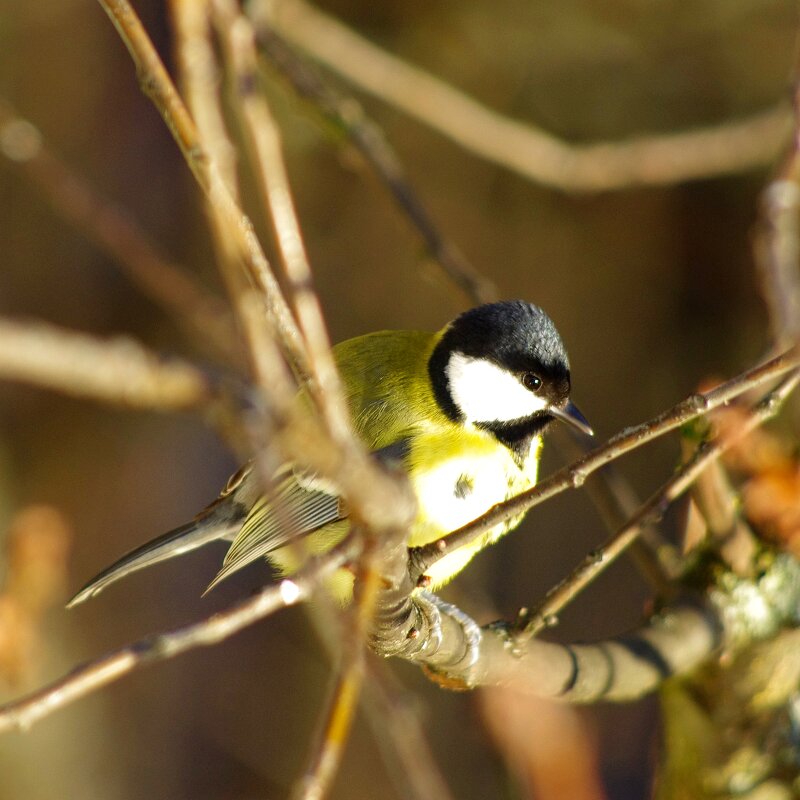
left=0, top=1, right=797, bottom=798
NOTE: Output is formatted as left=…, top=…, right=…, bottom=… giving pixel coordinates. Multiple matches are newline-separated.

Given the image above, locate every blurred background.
left=0, top=1, right=797, bottom=798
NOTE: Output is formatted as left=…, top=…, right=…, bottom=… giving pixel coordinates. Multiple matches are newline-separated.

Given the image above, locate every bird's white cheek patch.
left=446, top=352, right=549, bottom=424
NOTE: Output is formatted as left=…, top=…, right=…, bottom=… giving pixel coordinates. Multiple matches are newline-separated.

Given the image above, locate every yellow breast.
left=407, top=425, right=542, bottom=587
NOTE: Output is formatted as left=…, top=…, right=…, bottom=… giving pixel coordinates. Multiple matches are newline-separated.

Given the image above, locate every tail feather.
left=67, top=517, right=238, bottom=608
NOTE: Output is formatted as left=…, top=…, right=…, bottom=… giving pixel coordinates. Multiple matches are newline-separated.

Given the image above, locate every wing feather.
left=205, top=474, right=344, bottom=592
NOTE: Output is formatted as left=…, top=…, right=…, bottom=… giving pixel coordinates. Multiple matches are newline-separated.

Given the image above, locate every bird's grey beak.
left=549, top=401, right=594, bottom=437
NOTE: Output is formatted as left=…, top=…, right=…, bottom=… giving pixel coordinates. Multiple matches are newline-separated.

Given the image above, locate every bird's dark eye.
left=522, top=373, right=542, bottom=392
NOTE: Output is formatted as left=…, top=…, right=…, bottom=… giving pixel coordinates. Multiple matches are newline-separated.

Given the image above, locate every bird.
left=68, top=300, right=591, bottom=607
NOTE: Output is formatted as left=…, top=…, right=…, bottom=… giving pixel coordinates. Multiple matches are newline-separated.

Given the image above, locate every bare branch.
left=169, top=0, right=298, bottom=408
left=557, top=435, right=683, bottom=594
left=0, top=539, right=359, bottom=733
left=167, top=0, right=412, bottom=539
left=262, top=0, right=790, bottom=193
left=493, top=603, right=722, bottom=703
left=374, top=592, right=722, bottom=703
left=0, top=318, right=215, bottom=411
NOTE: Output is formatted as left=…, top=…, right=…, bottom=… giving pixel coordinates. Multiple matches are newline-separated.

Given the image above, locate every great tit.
left=68, top=300, right=591, bottom=607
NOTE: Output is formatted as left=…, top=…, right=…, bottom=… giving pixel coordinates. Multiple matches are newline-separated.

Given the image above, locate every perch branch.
left=370, top=589, right=723, bottom=703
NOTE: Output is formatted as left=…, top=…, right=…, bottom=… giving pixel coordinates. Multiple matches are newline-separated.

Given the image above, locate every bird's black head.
left=428, top=301, right=590, bottom=456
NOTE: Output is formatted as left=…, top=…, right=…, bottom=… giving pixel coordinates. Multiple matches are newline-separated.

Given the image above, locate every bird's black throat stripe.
left=476, top=415, right=552, bottom=468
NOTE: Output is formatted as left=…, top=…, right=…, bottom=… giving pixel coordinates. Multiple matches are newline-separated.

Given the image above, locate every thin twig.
left=249, top=19, right=496, bottom=306
left=557, top=435, right=682, bottom=593
left=409, top=345, right=800, bottom=581
left=169, top=0, right=345, bottom=598
left=167, top=0, right=411, bottom=537
left=518, top=370, right=800, bottom=638
left=262, top=0, right=790, bottom=193
left=0, top=539, right=359, bottom=733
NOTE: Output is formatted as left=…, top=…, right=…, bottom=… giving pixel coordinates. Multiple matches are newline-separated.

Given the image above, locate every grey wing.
left=205, top=438, right=413, bottom=592
left=204, top=471, right=345, bottom=593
